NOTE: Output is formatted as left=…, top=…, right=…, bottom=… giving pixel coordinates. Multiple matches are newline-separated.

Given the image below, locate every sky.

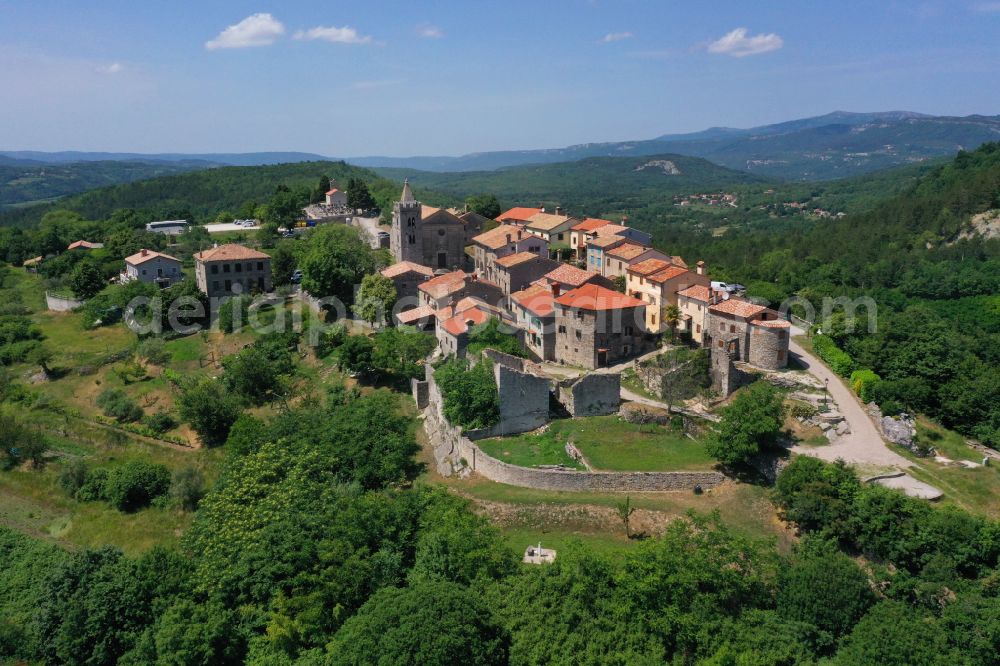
left=1, top=0, right=999, bottom=157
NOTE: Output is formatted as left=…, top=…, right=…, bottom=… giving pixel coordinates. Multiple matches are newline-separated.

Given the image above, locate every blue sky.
left=1, top=1, right=998, bottom=156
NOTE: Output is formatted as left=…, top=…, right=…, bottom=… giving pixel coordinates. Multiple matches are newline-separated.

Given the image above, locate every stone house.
left=705, top=298, right=790, bottom=370
left=381, top=261, right=435, bottom=312
left=435, top=299, right=497, bottom=357
left=523, top=211, right=578, bottom=247
left=553, top=283, right=649, bottom=369
left=471, top=225, right=548, bottom=284
left=675, top=275, right=724, bottom=344
left=417, top=270, right=504, bottom=311
left=569, top=218, right=614, bottom=260
left=194, top=243, right=272, bottom=298
left=510, top=283, right=557, bottom=361
left=585, top=235, right=628, bottom=275
left=325, top=187, right=347, bottom=206
left=457, top=210, right=492, bottom=244
left=492, top=252, right=561, bottom=296
left=626, top=259, right=709, bottom=333
left=390, top=180, right=468, bottom=270
left=123, top=249, right=183, bottom=287
left=537, top=263, right=609, bottom=292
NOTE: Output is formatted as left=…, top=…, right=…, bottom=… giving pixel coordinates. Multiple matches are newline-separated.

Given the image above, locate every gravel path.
left=788, top=334, right=912, bottom=471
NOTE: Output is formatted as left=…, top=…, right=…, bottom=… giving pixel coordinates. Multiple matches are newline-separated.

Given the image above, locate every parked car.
left=290, top=270, right=303, bottom=284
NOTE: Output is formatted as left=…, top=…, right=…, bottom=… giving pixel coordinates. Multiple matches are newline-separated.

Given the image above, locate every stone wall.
left=422, top=366, right=725, bottom=492
left=747, top=323, right=789, bottom=370
left=493, top=363, right=551, bottom=435
left=411, top=378, right=429, bottom=409
left=710, top=344, right=754, bottom=397
left=45, top=292, right=85, bottom=312
left=558, top=373, right=620, bottom=416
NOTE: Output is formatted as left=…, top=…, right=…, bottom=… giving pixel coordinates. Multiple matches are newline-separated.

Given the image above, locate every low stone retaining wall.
left=45, top=292, right=84, bottom=312
left=423, top=369, right=726, bottom=492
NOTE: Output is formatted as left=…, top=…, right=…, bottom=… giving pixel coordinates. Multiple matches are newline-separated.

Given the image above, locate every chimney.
left=505, top=233, right=512, bottom=244
left=539, top=205, right=546, bottom=213
left=140, top=248, right=148, bottom=257
left=696, top=260, right=705, bottom=276
left=213, top=242, right=218, bottom=249
left=551, top=282, right=561, bottom=297
left=555, top=206, right=563, bottom=216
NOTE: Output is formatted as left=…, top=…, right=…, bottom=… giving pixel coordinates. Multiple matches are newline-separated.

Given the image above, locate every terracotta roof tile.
left=647, top=266, right=690, bottom=284
left=709, top=298, right=768, bottom=318
left=496, top=207, right=542, bottom=222
left=472, top=224, right=526, bottom=250
left=554, top=283, right=645, bottom=311
left=440, top=307, right=490, bottom=336
left=525, top=212, right=577, bottom=232
left=381, top=261, right=434, bottom=279
left=495, top=251, right=542, bottom=268
left=543, top=264, right=599, bottom=287
left=418, top=270, right=468, bottom=299
left=593, top=224, right=629, bottom=237
left=676, top=285, right=712, bottom=302
left=571, top=218, right=614, bottom=232
left=605, top=243, right=648, bottom=261
left=125, top=249, right=181, bottom=266
left=195, top=243, right=270, bottom=262
left=396, top=305, right=437, bottom=324
left=511, top=284, right=555, bottom=317
left=751, top=318, right=790, bottom=328
left=628, top=258, right=672, bottom=276
left=587, top=235, right=626, bottom=249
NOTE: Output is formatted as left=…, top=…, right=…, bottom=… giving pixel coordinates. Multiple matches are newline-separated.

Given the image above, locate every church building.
left=389, top=180, right=468, bottom=270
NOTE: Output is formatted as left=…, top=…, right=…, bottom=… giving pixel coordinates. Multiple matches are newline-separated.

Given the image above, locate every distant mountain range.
left=3, top=112, right=998, bottom=193
left=349, top=112, right=1000, bottom=180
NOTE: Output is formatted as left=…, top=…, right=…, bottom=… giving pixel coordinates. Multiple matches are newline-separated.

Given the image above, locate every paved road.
left=788, top=332, right=912, bottom=471
left=352, top=216, right=387, bottom=249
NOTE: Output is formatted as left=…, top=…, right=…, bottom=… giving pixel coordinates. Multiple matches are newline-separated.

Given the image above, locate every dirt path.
left=788, top=334, right=912, bottom=471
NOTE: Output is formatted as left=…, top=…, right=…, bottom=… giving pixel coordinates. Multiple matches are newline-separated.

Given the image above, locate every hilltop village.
left=380, top=180, right=789, bottom=377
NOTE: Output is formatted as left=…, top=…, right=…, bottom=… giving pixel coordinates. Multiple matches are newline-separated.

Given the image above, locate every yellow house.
left=626, top=259, right=709, bottom=333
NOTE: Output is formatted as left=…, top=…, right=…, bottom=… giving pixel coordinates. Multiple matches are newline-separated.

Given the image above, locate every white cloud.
left=205, top=13, right=285, bottom=50
left=294, top=25, right=373, bottom=44
left=601, top=32, right=633, bottom=43
left=707, top=27, right=783, bottom=57
left=972, top=1, right=1000, bottom=11
left=418, top=24, right=444, bottom=39
left=98, top=62, right=123, bottom=74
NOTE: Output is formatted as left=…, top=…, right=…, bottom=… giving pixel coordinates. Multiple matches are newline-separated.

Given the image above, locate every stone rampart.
left=557, top=373, right=620, bottom=416
left=423, top=366, right=725, bottom=492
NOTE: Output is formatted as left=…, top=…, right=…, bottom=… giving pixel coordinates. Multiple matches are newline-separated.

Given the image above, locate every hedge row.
left=811, top=335, right=854, bottom=376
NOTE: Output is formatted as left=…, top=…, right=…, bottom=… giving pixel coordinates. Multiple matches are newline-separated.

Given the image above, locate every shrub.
left=75, top=468, right=109, bottom=502
left=314, top=323, right=348, bottom=358
left=143, top=411, right=177, bottom=434
left=137, top=337, right=171, bottom=366
left=178, top=378, right=242, bottom=447
left=850, top=369, right=881, bottom=403
left=104, top=460, right=171, bottom=512
left=169, top=466, right=205, bottom=511
left=812, top=335, right=854, bottom=376
left=217, top=296, right=249, bottom=333
left=95, top=388, right=143, bottom=423
left=434, top=358, right=499, bottom=430
left=58, top=459, right=89, bottom=497
left=706, top=381, right=785, bottom=466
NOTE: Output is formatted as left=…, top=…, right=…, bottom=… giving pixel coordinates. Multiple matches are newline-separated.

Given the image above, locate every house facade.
left=493, top=252, right=561, bottom=296
left=569, top=218, right=613, bottom=260
left=381, top=261, right=434, bottom=311
left=523, top=211, right=578, bottom=246
left=194, top=244, right=272, bottom=298
left=603, top=244, right=670, bottom=281
left=553, top=284, right=649, bottom=369
left=471, top=225, right=549, bottom=284
left=123, top=249, right=182, bottom=287
left=705, top=298, right=790, bottom=370
left=626, top=260, right=710, bottom=333
left=510, top=284, right=556, bottom=361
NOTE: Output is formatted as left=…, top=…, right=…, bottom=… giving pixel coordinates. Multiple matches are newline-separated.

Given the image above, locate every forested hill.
left=376, top=154, right=767, bottom=213
left=0, top=160, right=212, bottom=208
left=670, top=142, right=1000, bottom=445
left=0, top=161, right=415, bottom=229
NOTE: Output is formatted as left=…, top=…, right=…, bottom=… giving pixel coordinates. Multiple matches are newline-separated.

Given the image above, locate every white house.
left=122, top=249, right=182, bottom=286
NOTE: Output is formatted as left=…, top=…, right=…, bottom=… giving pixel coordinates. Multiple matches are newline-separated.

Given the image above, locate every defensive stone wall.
left=422, top=366, right=725, bottom=491
left=747, top=323, right=788, bottom=370
left=558, top=373, right=620, bottom=416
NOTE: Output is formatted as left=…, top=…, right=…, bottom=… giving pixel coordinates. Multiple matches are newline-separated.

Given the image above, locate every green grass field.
left=479, top=416, right=715, bottom=472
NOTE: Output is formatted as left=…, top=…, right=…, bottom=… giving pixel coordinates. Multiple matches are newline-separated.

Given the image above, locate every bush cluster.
left=811, top=334, right=854, bottom=376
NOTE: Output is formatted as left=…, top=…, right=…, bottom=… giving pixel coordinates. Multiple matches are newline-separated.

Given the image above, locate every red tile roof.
left=124, top=249, right=180, bottom=266
left=472, top=224, right=525, bottom=250
left=440, top=307, right=490, bottom=336
left=381, top=261, right=434, bottom=279
left=511, top=284, right=555, bottom=317
left=396, top=305, right=437, bottom=324
left=496, top=207, right=542, bottom=223
left=554, top=283, right=645, bottom=311
left=605, top=243, right=648, bottom=261
left=525, top=212, right=576, bottom=232
left=543, top=264, right=598, bottom=287
left=495, top=251, right=542, bottom=268
left=709, top=298, right=768, bottom=319
left=676, top=284, right=713, bottom=302
left=67, top=240, right=103, bottom=250
left=628, top=258, right=672, bottom=276
left=587, top=235, right=627, bottom=249
left=195, top=243, right=270, bottom=262
left=593, top=224, right=629, bottom=237
left=571, top=217, right=614, bottom=232
left=418, top=270, right=468, bottom=299
left=647, top=266, right=690, bottom=284
left=326, top=188, right=340, bottom=195
left=751, top=318, right=791, bottom=328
